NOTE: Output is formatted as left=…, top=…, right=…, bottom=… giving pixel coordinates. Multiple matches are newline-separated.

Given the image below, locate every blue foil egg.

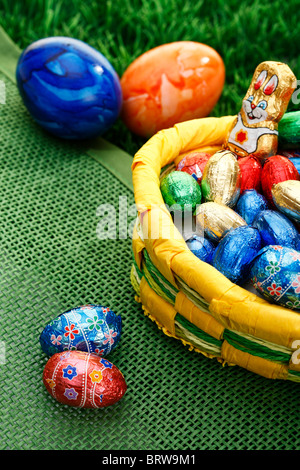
left=39, top=304, right=122, bottom=357
left=212, top=225, right=262, bottom=284
left=250, top=245, right=300, bottom=310
left=16, top=37, right=123, bottom=139
left=235, top=189, right=268, bottom=225
left=287, top=157, right=300, bottom=175
left=186, top=235, right=215, bottom=264
left=253, top=209, right=298, bottom=248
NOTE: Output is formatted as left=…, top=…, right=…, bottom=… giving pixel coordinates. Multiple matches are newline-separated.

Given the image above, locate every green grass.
left=1, top=0, right=300, bottom=156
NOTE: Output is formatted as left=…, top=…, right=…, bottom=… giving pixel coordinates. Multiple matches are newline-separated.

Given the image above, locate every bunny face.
left=240, top=62, right=296, bottom=126
left=242, top=96, right=269, bottom=124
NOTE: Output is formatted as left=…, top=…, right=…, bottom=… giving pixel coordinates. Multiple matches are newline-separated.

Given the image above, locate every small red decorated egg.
left=120, top=41, right=225, bottom=137
left=261, top=155, right=299, bottom=206
left=237, top=155, right=262, bottom=193
left=176, top=152, right=211, bottom=184
left=43, top=350, right=127, bottom=408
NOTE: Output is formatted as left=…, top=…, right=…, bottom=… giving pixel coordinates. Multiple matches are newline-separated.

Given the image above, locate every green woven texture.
left=0, top=29, right=300, bottom=451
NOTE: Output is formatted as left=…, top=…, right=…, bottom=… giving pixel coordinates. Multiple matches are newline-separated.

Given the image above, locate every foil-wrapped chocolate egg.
left=212, top=226, right=262, bottom=284
left=43, top=350, right=127, bottom=408
left=196, top=201, right=247, bottom=242
left=237, top=155, right=262, bottom=193
left=160, top=170, right=202, bottom=212
left=261, top=155, right=299, bottom=207
left=176, top=152, right=211, bottom=184
left=280, top=150, right=300, bottom=174
left=253, top=209, right=298, bottom=248
left=287, top=158, right=300, bottom=174
left=250, top=245, right=300, bottom=310
left=236, top=189, right=269, bottom=225
left=186, top=235, right=215, bottom=264
left=280, top=150, right=300, bottom=159
left=201, top=150, right=241, bottom=207
left=271, top=180, right=300, bottom=222
left=39, top=304, right=122, bottom=357
left=278, top=111, right=300, bottom=149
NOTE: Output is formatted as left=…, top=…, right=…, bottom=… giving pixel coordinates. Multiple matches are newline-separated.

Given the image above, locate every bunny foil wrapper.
left=224, top=61, right=296, bottom=160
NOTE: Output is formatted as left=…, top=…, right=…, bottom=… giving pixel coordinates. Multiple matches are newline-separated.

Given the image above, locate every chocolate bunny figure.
left=224, top=61, right=296, bottom=159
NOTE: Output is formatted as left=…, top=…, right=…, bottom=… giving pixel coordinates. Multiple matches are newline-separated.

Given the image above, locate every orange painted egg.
left=120, top=41, right=225, bottom=137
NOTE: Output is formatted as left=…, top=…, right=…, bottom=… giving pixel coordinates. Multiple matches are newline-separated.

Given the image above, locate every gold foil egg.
left=195, top=201, right=247, bottom=242
left=224, top=61, right=296, bottom=160
left=271, top=179, right=300, bottom=222
left=201, top=150, right=241, bottom=207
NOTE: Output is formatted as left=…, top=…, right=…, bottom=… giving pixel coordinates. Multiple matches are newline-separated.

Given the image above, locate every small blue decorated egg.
left=235, top=189, right=268, bottom=225
left=212, top=225, right=262, bottom=284
left=39, top=304, right=122, bottom=357
left=253, top=209, right=298, bottom=248
left=250, top=245, right=300, bottom=310
left=16, top=37, right=122, bottom=139
left=186, top=235, right=215, bottom=264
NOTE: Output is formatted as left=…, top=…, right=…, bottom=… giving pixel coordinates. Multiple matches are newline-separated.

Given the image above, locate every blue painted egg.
left=186, top=235, right=215, bottom=264
left=39, top=304, right=122, bottom=357
left=250, top=245, right=300, bottom=310
left=212, top=225, right=262, bottom=284
left=253, top=209, right=298, bottom=248
left=16, top=37, right=123, bottom=139
left=235, top=189, right=268, bottom=225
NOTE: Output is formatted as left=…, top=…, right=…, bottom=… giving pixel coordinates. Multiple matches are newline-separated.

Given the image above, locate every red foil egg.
left=237, top=155, right=262, bottom=193
left=43, top=350, right=127, bottom=408
left=176, top=152, right=211, bottom=183
left=261, top=154, right=299, bottom=206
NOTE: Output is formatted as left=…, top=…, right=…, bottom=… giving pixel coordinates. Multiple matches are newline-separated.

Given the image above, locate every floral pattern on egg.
left=39, top=304, right=122, bottom=357
left=43, top=351, right=127, bottom=408
left=250, top=245, right=300, bottom=310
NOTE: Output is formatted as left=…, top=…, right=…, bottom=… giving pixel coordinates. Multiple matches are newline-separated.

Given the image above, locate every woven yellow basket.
left=130, top=115, right=300, bottom=382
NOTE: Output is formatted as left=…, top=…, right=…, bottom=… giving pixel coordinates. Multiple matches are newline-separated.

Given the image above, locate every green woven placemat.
left=0, top=27, right=299, bottom=451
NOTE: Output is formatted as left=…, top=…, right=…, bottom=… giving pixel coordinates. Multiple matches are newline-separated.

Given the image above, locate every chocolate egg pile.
left=161, top=149, right=300, bottom=310
left=40, top=304, right=126, bottom=408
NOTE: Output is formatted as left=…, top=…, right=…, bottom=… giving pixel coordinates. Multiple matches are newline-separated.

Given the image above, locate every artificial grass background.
left=1, top=0, right=300, bottom=156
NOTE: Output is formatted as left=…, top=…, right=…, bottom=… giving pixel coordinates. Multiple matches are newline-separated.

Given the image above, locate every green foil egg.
left=278, top=111, right=300, bottom=149
left=160, top=170, right=202, bottom=212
